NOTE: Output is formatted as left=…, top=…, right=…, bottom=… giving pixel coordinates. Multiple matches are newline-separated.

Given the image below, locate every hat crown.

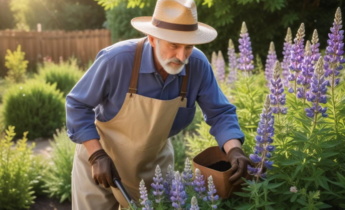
left=153, top=0, right=197, bottom=25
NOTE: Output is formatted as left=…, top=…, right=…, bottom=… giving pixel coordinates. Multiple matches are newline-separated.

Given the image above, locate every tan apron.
left=72, top=38, right=189, bottom=209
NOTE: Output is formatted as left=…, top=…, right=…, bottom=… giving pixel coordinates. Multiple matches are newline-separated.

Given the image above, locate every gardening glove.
left=226, top=147, right=251, bottom=186
left=88, top=149, right=120, bottom=188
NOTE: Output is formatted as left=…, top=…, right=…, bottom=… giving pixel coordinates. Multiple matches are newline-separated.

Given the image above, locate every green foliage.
left=171, top=133, right=187, bottom=172
left=4, top=45, right=28, bottom=84
left=35, top=59, right=83, bottom=96
left=43, top=128, right=75, bottom=203
left=2, top=80, right=65, bottom=140
left=0, top=126, right=45, bottom=210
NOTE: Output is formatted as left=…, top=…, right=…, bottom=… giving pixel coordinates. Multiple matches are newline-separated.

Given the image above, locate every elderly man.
left=66, top=0, right=250, bottom=209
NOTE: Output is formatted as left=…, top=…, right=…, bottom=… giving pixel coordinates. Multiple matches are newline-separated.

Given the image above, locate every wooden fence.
left=0, top=29, right=112, bottom=76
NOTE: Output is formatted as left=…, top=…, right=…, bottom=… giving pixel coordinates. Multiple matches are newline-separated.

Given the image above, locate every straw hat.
left=131, top=0, right=217, bottom=45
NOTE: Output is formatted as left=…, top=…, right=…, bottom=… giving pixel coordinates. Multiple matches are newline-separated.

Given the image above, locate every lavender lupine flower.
left=192, top=168, right=206, bottom=199
left=324, top=7, right=345, bottom=88
left=288, top=23, right=305, bottom=93
left=248, top=95, right=275, bottom=180
left=216, top=50, right=226, bottom=82
left=237, top=22, right=254, bottom=75
left=139, top=179, right=153, bottom=210
left=190, top=196, right=200, bottom=210
left=270, top=61, right=287, bottom=114
left=170, top=172, right=187, bottom=209
left=310, top=29, right=321, bottom=65
left=296, top=41, right=314, bottom=99
left=206, top=176, right=219, bottom=209
left=163, top=165, right=175, bottom=196
left=265, top=42, right=278, bottom=85
left=305, top=57, right=328, bottom=118
left=182, top=158, right=193, bottom=186
left=227, top=39, right=237, bottom=84
left=151, top=165, right=165, bottom=203
left=281, top=27, right=293, bottom=87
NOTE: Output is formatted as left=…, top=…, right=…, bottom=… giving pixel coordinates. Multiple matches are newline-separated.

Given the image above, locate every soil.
left=29, top=139, right=72, bottom=210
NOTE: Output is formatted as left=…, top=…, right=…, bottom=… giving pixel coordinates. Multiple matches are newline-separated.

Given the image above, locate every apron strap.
left=128, top=37, right=190, bottom=100
left=129, top=38, right=147, bottom=95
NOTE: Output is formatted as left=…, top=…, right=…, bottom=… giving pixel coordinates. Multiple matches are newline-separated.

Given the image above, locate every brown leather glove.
left=88, top=149, right=120, bottom=188
left=226, top=147, right=251, bottom=186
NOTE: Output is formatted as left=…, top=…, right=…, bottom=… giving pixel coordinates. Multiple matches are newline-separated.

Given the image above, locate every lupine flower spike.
left=227, top=39, right=237, bottom=84
left=237, top=21, right=254, bottom=76
left=297, top=41, right=314, bottom=100
left=216, top=50, right=226, bottom=82
left=151, top=165, right=165, bottom=203
left=206, top=176, right=219, bottom=209
left=311, top=29, right=321, bottom=65
left=305, top=56, right=328, bottom=128
left=190, top=196, right=200, bottom=210
left=281, top=27, right=293, bottom=87
left=170, top=172, right=187, bottom=209
left=192, top=168, right=206, bottom=200
left=288, top=23, right=305, bottom=94
left=182, top=158, right=193, bottom=186
left=139, top=179, right=153, bottom=210
left=270, top=61, right=287, bottom=115
left=163, top=165, right=175, bottom=196
left=265, top=41, right=278, bottom=86
left=211, top=51, right=218, bottom=75
left=248, top=95, right=275, bottom=181
left=324, top=7, right=345, bottom=89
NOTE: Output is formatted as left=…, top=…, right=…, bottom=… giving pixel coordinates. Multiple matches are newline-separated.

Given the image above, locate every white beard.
left=154, top=40, right=189, bottom=75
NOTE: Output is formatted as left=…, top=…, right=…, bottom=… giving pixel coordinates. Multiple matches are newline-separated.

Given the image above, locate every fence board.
left=0, top=29, right=112, bottom=77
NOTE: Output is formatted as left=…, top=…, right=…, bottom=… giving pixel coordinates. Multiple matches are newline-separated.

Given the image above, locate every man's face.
left=153, top=38, right=194, bottom=75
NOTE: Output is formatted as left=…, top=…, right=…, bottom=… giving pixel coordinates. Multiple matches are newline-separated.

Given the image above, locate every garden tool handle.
left=113, top=178, right=137, bottom=208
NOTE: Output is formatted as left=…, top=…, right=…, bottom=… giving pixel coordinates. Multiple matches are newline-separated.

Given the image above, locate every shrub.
left=36, top=58, right=83, bottom=96
left=2, top=80, right=65, bottom=140
left=0, top=126, right=45, bottom=210
left=4, top=45, right=28, bottom=83
left=43, top=128, right=75, bottom=203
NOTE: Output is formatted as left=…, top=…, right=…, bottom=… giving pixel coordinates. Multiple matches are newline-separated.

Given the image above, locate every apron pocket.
left=169, top=105, right=196, bottom=137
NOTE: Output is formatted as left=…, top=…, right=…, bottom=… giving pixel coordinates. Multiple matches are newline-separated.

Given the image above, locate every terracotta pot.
left=192, top=146, right=242, bottom=199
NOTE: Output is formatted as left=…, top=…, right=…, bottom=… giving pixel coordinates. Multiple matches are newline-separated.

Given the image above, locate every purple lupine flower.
left=206, top=176, right=219, bottom=209
left=282, top=27, right=293, bottom=87
left=248, top=95, right=275, bottom=180
left=182, top=158, right=193, bottom=186
left=163, top=165, right=175, bottom=196
left=305, top=56, right=328, bottom=118
left=270, top=61, right=287, bottom=114
left=311, top=29, right=321, bottom=65
left=151, top=165, right=165, bottom=203
left=288, top=23, right=305, bottom=93
left=192, top=168, right=206, bottom=199
left=170, top=172, right=187, bottom=209
left=139, top=179, right=153, bottom=210
left=237, top=22, right=254, bottom=75
left=190, top=196, right=200, bottom=210
left=216, top=50, right=226, bottom=82
left=265, top=41, right=278, bottom=85
left=296, top=41, right=314, bottom=99
left=324, top=7, right=345, bottom=88
left=227, top=39, right=237, bottom=84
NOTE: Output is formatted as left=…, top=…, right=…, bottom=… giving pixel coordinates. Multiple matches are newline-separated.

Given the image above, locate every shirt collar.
left=139, top=40, right=186, bottom=76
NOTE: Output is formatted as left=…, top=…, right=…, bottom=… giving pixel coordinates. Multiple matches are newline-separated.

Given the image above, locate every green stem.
left=331, top=74, right=338, bottom=134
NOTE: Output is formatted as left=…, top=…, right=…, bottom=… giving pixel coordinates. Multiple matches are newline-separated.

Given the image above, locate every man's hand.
left=88, top=149, right=120, bottom=188
left=226, top=147, right=251, bottom=186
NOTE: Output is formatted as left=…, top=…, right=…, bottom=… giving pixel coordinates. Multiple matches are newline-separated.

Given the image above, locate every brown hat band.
left=152, top=18, right=198, bottom=31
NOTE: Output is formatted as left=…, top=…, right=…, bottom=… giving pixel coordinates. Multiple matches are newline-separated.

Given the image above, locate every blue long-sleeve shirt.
left=66, top=38, right=244, bottom=147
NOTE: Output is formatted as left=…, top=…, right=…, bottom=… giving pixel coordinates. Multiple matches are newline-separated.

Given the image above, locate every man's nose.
left=176, top=48, right=187, bottom=63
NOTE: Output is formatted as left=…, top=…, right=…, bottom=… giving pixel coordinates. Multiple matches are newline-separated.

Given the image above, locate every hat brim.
left=131, top=17, right=217, bottom=45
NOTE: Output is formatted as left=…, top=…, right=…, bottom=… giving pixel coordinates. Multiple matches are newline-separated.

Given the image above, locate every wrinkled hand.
left=88, top=149, right=120, bottom=188
left=226, top=147, right=251, bottom=186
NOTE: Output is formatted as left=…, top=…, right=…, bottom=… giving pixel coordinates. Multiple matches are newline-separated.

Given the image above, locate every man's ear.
left=147, top=35, right=156, bottom=47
